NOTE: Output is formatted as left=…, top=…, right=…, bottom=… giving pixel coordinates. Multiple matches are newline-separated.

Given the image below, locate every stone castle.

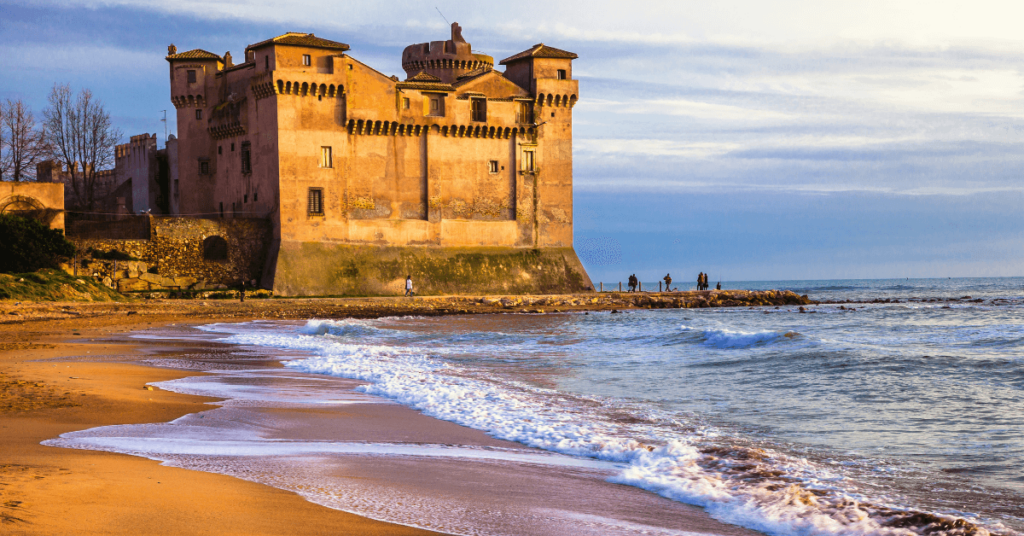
left=164, top=23, right=592, bottom=296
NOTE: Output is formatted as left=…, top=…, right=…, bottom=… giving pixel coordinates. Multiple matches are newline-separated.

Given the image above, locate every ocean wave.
left=682, top=325, right=800, bottom=349
left=202, top=320, right=995, bottom=536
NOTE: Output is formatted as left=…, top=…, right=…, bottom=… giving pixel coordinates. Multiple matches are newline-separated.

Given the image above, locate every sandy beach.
left=0, top=298, right=768, bottom=535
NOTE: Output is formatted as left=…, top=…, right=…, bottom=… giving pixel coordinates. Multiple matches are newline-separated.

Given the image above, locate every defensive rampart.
left=269, top=242, right=593, bottom=297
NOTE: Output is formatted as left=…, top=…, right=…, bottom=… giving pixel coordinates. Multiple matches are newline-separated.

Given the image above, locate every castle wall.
left=272, top=243, right=591, bottom=297
left=168, top=30, right=589, bottom=296
left=71, top=216, right=270, bottom=291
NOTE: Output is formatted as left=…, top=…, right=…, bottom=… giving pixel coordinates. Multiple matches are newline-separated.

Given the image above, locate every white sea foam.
left=199, top=319, right=979, bottom=536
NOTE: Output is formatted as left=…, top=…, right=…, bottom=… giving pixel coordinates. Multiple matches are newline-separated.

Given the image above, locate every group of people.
left=696, top=272, right=719, bottom=291
left=625, top=272, right=719, bottom=292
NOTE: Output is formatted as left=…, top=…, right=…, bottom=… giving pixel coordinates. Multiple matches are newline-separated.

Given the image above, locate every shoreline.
left=0, top=289, right=812, bottom=326
left=1, top=307, right=764, bottom=535
left=0, top=314, right=442, bottom=535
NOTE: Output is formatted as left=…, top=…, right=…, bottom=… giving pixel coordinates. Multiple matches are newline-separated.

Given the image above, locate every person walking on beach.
left=405, top=275, right=413, bottom=297
left=664, top=273, right=672, bottom=292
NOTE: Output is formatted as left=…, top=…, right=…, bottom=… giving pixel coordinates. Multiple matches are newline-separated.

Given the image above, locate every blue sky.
left=4, top=0, right=1024, bottom=282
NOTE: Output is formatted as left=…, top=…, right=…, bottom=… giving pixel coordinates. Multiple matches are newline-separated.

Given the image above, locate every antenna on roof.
left=435, top=7, right=450, bottom=26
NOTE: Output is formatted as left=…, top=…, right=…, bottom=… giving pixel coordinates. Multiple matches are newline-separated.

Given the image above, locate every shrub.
left=0, top=214, right=76, bottom=273
left=88, top=248, right=137, bottom=261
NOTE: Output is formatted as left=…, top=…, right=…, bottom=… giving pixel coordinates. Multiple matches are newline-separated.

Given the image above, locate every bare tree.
left=0, top=102, right=7, bottom=181
left=1, top=99, right=48, bottom=181
left=42, top=84, right=122, bottom=210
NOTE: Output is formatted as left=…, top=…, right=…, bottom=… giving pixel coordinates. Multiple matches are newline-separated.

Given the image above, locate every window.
left=187, top=70, right=196, bottom=84
left=427, top=95, right=444, bottom=117
left=471, top=98, right=486, bottom=122
left=320, top=146, right=333, bottom=168
left=516, top=101, right=533, bottom=124
left=244, top=194, right=248, bottom=203
left=522, top=150, right=535, bottom=172
left=231, top=143, right=235, bottom=151
left=241, top=142, right=251, bottom=174
left=219, top=202, right=224, bottom=218
left=488, top=160, right=499, bottom=174
left=196, top=109, right=202, bottom=120
left=403, top=97, right=410, bottom=110
left=253, top=191, right=258, bottom=202
left=308, top=188, right=324, bottom=215
left=265, top=56, right=269, bottom=70
left=218, top=146, right=222, bottom=155
left=199, top=159, right=210, bottom=175
left=302, top=54, right=311, bottom=66
left=557, top=69, right=567, bottom=80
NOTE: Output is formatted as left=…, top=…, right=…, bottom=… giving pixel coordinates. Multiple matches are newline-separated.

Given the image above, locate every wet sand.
left=0, top=304, right=764, bottom=535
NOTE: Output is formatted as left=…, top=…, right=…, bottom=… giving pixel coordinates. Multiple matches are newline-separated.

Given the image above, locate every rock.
left=799, top=306, right=807, bottom=313
left=143, top=385, right=154, bottom=390
left=118, top=278, right=151, bottom=292
left=102, top=276, right=113, bottom=288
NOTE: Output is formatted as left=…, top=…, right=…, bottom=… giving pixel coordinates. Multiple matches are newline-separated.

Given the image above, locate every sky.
left=3, top=0, right=1024, bottom=282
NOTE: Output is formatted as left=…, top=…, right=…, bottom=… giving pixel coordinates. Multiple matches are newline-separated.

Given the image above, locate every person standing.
left=664, top=273, right=672, bottom=292
left=239, top=280, right=246, bottom=302
left=697, top=272, right=703, bottom=291
left=405, top=275, right=413, bottom=297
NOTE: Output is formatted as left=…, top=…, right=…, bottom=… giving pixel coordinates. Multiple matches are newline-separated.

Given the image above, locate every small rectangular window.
left=219, top=202, right=224, bottom=217
left=265, top=56, right=269, bottom=70
left=488, top=160, right=499, bottom=174
left=241, top=142, right=251, bottom=174
left=187, top=70, right=196, bottom=84
left=516, top=101, right=533, bottom=124
left=302, top=54, right=311, bottom=66
left=403, top=97, right=410, bottom=110
left=231, top=143, right=235, bottom=152
left=218, top=146, right=222, bottom=155
left=522, top=150, right=535, bottom=172
left=557, top=69, right=567, bottom=80
left=427, top=96, right=444, bottom=117
left=308, top=188, right=324, bottom=215
left=196, top=109, right=202, bottom=120
left=471, top=98, right=486, bottom=122
left=244, top=194, right=248, bottom=203
left=199, top=159, right=210, bottom=175
left=253, top=191, right=258, bottom=202
left=320, top=146, right=333, bottom=168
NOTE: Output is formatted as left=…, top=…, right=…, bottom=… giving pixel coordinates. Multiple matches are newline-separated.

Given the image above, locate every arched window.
left=203, top=236, right=228, bottom=261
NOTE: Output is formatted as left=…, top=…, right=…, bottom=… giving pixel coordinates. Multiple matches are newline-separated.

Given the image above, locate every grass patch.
left=0, top=269, right=129, bottom=302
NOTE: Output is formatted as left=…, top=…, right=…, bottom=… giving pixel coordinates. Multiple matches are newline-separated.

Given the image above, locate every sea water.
left=50, top=278, right=1024, bottom=535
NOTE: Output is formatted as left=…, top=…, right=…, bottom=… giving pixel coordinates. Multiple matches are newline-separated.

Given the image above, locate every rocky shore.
left=0, top=289, right=813, bottom=325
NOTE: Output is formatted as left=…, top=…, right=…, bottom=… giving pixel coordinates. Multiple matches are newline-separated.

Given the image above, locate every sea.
left=47, top=278, right=1024, bottom=536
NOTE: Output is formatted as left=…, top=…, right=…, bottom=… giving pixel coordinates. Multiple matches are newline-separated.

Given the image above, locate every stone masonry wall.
left=70, top=216, right=271, bottom=292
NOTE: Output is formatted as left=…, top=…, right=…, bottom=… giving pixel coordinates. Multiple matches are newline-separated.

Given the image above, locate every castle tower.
left=401, top=23, right=494, bottom=83
left=166, top=44, right=223, bottom=214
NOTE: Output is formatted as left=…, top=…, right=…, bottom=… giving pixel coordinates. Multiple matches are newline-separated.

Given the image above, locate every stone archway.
left=0, top=195, right=60, bottom=227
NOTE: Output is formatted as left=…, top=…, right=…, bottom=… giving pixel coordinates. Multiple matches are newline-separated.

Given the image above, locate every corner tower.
left=402, top=23, right=494, bottom=83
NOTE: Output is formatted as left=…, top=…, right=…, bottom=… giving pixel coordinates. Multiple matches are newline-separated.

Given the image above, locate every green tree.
left=0, top=214, right=76, bottom=273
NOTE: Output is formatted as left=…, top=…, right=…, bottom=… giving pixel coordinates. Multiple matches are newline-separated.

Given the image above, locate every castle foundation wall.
left=271, top=242, right=593, bottom=297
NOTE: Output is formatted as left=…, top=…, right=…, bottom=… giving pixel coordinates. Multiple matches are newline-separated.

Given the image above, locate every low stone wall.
left=71, top=216, right=271, bottom=291
left=270, top=242, right=594, bottom=297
